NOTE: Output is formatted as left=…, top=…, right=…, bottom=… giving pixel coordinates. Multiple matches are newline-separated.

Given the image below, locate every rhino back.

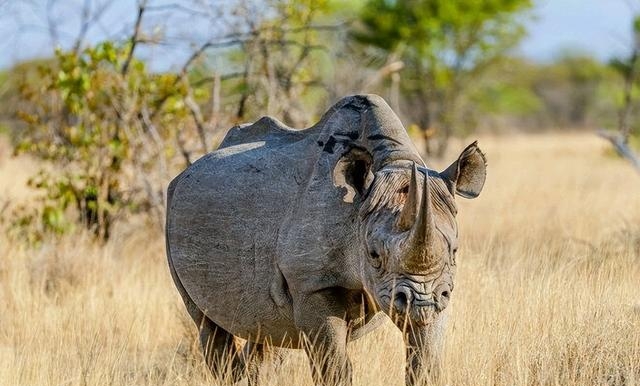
left=219, top=116, right=311, bottom=149
left=167, top=130, right=317, bottom=341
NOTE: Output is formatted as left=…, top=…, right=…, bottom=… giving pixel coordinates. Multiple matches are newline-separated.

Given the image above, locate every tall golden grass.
left=0, top=133, right=638, bottom=386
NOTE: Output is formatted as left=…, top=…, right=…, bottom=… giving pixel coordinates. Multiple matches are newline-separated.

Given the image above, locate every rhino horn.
left=396, top=163, right=420, bottom=232
left=402, top=168, right=435, bottom=269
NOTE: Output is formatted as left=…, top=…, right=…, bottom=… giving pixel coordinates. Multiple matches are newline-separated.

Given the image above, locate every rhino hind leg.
left=197, top=315, right=245, bottom=381
left=167, top=252, right=245, bottom=381
left=174, top=274, right=245, bottom=380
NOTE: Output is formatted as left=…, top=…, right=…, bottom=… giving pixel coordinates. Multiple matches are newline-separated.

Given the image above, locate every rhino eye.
left=369, top=250, right=382, bottom=268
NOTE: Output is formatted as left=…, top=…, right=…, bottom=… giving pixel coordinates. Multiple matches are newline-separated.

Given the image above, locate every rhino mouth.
left=376, top=274, right=439, bottom=327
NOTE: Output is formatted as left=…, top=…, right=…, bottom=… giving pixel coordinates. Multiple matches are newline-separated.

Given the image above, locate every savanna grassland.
left=0, top=133, right=639, bottom=386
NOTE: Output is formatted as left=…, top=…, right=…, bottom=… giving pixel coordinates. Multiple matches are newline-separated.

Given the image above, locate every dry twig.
left=597, top=129, right=640, bottom=173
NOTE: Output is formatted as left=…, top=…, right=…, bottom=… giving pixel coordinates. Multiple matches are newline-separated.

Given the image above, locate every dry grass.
left=0, top=133, right=639, bottom=386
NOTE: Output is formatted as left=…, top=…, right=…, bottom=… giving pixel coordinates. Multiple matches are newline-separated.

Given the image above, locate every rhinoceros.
left=166, top=94, right=486, bottom=385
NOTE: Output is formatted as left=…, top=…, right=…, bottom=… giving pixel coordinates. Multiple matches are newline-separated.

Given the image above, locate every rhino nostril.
left=393, top=290, right=409, bottom=313
left=434, top=285, right=451, bottom=311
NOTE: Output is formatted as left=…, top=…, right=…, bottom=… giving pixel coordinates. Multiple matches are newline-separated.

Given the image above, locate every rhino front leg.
left=295, top=292, right=352, bottom=386
left=232, top=341, right=286, bottom=386
left=404, top=312, right=448, bottom=386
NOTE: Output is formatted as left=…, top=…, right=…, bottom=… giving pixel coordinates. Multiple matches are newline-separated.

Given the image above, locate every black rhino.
left=166, top=94, right=486, bottom=385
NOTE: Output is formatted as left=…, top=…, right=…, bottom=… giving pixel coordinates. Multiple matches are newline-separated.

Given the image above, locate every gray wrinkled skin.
left=166, top=94, right=487, bottom=386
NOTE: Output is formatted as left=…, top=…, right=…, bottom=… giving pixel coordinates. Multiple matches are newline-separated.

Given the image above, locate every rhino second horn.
left=403, top=169, right=436, bottom=268
left=396, top=163, right=420, bottom=232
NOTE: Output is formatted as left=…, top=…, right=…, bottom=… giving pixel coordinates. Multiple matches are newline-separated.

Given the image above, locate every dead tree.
left=601, top=15, right=640, bottom=173
left=597, top=130, right=640, bottom=172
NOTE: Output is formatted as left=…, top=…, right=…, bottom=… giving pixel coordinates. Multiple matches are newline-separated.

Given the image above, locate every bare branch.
left=362, top=58, right=404, bottom=91
left=208, top=71, right=221, bottom=131
left=0, top=199, right=9, bottom=217
left=121, top=1, right=146, bottom=76
left=72, top=0, right=114, bottom=54
left=72, top=0, right=91, bottom=54
left=179, top=38, right=249, bottom=77
left=145, top=3, right=209, bottom=17
left=190, top=72, right=245, bottom=87
left=175, top=130, right=193, bottom=167
left=46, top=0, right=60, bottom=47
left=597, top=129, right=640, bottom=173
left=618, top=50, right=640, bottom=144
left=184, top=92, right=209, bottom=154
left=267, top=21, right=350, bottom=35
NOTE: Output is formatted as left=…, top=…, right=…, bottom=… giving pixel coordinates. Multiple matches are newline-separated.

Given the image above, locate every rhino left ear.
left=333, top=147, right=374, bottom=203
left=441, top=141, right=487, bottom=199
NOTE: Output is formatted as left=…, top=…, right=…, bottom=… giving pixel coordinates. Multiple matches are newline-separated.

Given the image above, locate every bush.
left=13, top=42, right=191, bottom=241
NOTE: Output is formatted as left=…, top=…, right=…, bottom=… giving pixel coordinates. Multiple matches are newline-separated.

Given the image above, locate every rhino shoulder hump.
left=219, top=116, right=304, bottom=149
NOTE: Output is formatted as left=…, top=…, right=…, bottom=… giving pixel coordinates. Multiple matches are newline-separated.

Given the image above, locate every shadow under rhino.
left=166, top=94, right=486, bottom=385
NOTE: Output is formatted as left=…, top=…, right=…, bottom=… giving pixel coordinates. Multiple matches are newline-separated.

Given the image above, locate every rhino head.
left=325, top=95, right=486, bottom=328
left=355, top=143, right=486, bottom=327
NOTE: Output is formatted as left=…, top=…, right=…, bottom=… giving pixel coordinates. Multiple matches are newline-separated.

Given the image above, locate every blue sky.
left=0, top=0, right=636, bottom=70
left=518, top=0, right=635, bottom=62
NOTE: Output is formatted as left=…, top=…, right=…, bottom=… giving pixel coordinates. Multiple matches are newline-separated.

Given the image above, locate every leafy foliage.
left=608, top=15, right=640, bottom=146
left=353, top=0, right=532, bottom=155
left=464, top=55, right=621, bottom=132
left=3, top=0, right=639, bottom=244
left=221, top=0, right=345, bottom=127
left=13, top=42, right=190, bottom=241
left=4, top=0, right=351, bottom=243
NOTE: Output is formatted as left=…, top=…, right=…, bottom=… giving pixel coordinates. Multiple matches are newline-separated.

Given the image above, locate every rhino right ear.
left=333, top=147, right=374, bottom=203
left=441, top=141, right=487, bottom=199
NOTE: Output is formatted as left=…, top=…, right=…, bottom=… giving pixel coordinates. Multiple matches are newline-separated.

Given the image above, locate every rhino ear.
left=333, top=147, right=374, bottom=203
left=441, top=141, right=486, bottom=199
